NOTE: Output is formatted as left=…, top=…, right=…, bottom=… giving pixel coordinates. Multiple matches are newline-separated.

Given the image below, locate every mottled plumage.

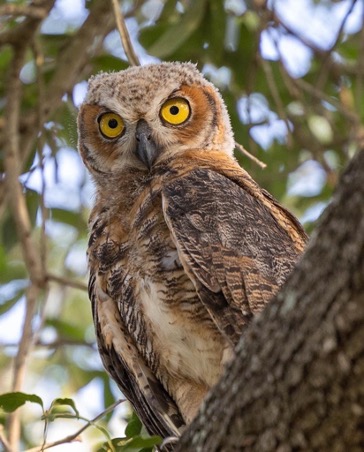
left=77, top=62, right=307, bottom=438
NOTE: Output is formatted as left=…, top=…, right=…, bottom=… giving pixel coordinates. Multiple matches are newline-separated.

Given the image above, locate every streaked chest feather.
left=91, top=187, right=233, bottom=393
left=138, top=271, right=230, bottom=388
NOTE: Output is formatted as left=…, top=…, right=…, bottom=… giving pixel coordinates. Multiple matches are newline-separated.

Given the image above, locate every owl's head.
left=78, top=62, right=234, bottom=177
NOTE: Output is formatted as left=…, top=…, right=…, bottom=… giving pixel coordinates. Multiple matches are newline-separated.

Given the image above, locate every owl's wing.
left=89, top=272, right=185, bottom=438
left=162, top=167, right=307, bottom=345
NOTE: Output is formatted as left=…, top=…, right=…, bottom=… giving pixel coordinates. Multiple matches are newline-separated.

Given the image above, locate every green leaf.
left=43, top=398, right=80, bottom=423
left=0, top=263, right=27, bottom=285
left=121, top=435, right=162, bottom=451
left=91, top=55, right=129, bottom=74
left=102, top=376, right=117, bottom=423
left=206, top=0, right=226, bottom=63
left=129, top=435, right=162, bottom=447
left=51, top=398, right=79, bottom=417
left=0, top=288, right=25, bottom=316
left=0, top=245, right=27, bottom=284
left=50, top=207, right=87, bottom=230
left=0, top=47, right=12, bottom=73
left=157, top=0, right=179, bottom=22
left=97, top=435, right=162, bottom=452
left=46, top=318, right=85, bottom=342
left=142, top=0, right=208, bottom=58
left=125, top=412, right=142, bottom=438
left=1, top=215, right=19, bottom=252
left=0, top=392, right=43, bottom=413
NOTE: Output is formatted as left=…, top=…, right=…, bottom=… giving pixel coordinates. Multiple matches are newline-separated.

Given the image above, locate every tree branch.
left=3, top=51, right=46, bottom=438
left=46, top=273, right=88, bottom=291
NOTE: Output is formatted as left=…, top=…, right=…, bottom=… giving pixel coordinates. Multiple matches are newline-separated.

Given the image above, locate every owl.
left=77, top=62, right=307, bottom=439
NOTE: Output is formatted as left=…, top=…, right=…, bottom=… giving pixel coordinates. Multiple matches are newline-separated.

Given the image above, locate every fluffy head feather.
left=78, top=62, right=235, bottom=178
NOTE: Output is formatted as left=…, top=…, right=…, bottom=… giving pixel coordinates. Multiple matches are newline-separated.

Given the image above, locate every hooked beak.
left=135, top=119, right=158, bottom=170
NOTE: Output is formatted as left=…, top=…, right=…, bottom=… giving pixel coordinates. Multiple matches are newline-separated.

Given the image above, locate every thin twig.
left=234, top=141, right=267, bottom=169
left=111, top=0, right=140, bottom=66
left=0, top=339, right=94, bottom=349
left=47, top=273, right=88, bottom=291
left=25, top=399, right=125, bottom=452
left=0, top=425, right=11, bottom=452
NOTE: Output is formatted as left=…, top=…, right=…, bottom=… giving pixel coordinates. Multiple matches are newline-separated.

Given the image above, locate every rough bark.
left=176, top=149, right=364, bottom=451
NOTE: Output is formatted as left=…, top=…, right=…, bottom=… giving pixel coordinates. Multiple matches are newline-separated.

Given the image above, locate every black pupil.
left=108, top=118, right=118, bottom=129
left=170, top=106, right=179, bottom=115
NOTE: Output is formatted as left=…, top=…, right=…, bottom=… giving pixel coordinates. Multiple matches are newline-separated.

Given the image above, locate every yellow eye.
left=98, top=112, right=124, bottom=139
left=160, top=98, right=190, bottom=125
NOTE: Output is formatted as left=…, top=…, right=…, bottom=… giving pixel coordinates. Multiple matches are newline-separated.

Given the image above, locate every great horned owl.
left=77, top=62, right=307, bottom=438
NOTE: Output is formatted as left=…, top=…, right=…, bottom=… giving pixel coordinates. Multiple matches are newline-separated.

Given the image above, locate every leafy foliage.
left=97, top=414, right=161, bottom=452
left=0, top=0, right=363, bottom=450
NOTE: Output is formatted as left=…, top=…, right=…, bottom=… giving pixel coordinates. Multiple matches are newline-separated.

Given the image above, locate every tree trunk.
left=176, top=149, right=364, bottom=451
